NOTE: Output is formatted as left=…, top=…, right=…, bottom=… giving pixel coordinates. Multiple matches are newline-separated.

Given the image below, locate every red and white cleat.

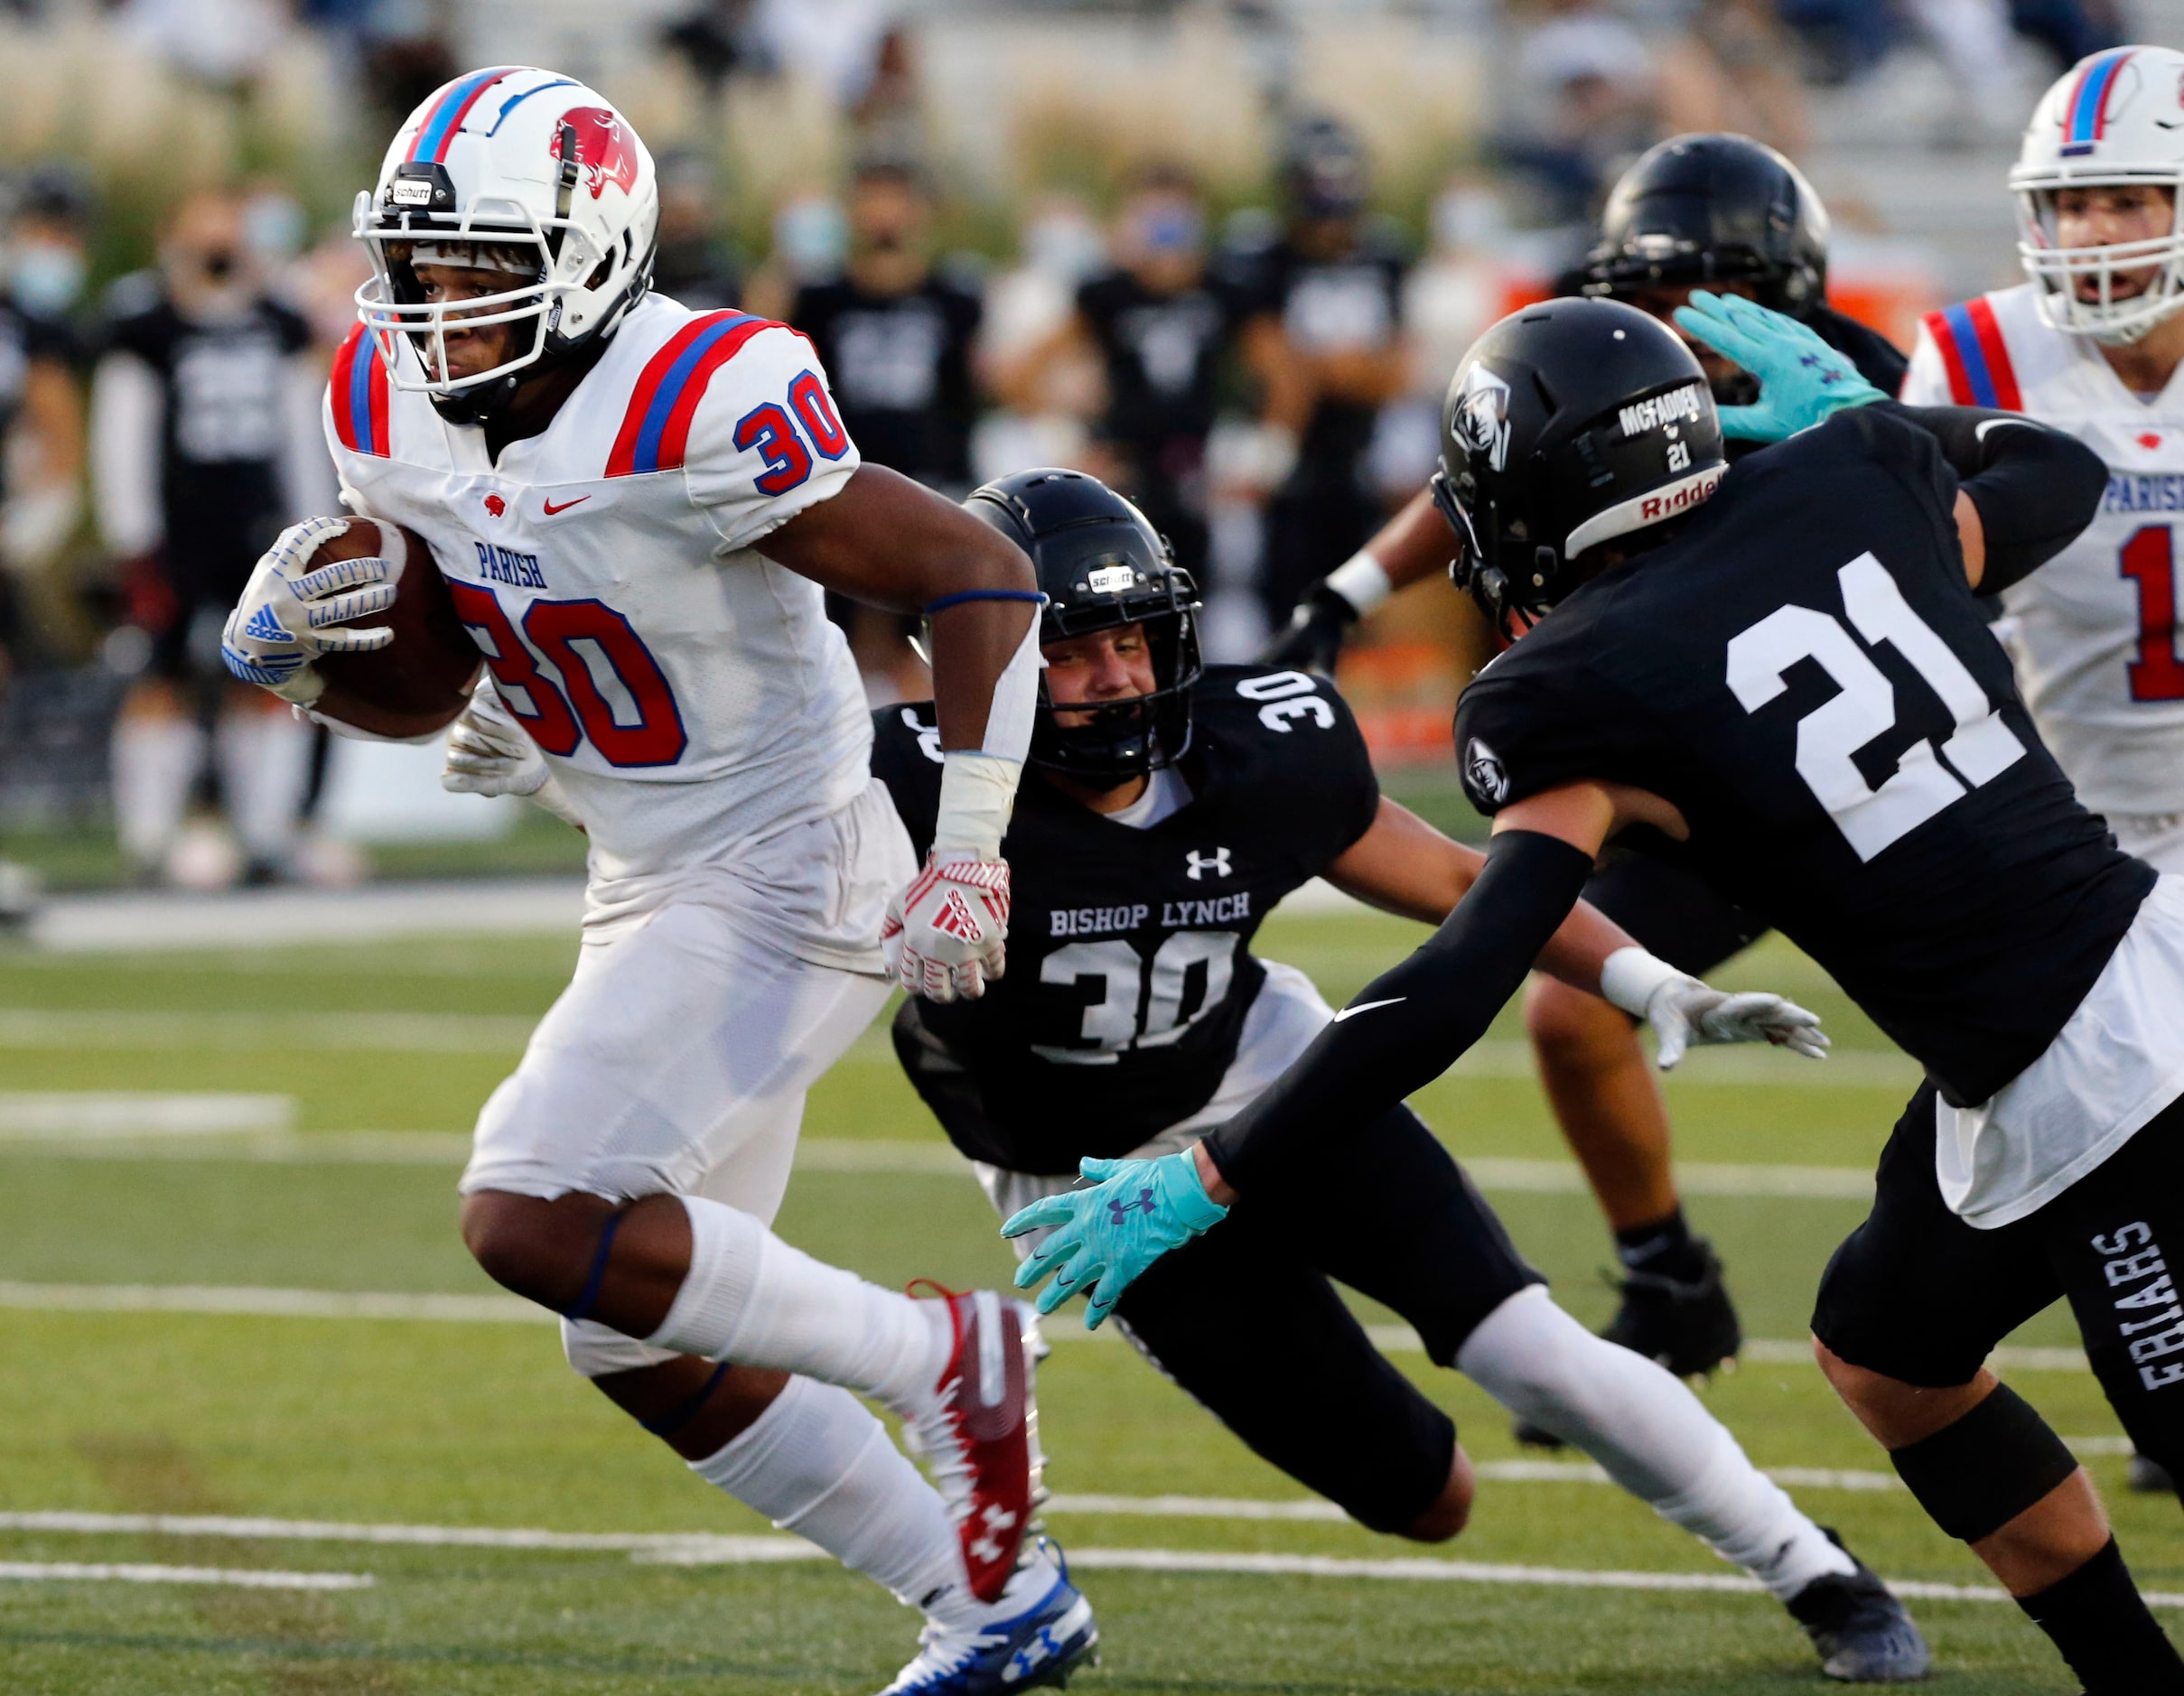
left=902, top=1286, right=1036, bottom=1602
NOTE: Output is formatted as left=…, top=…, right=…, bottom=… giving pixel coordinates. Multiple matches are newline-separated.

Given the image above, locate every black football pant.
left=1815, top=1084, right=2184, bottom=1489
left=1102, top=1103, right=1544, bottom=1533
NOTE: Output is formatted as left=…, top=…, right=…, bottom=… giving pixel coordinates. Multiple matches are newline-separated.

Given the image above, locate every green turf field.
left=0, top=906, right=2172, bottom=1693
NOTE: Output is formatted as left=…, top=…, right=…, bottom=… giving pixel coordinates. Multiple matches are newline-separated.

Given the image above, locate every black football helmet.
left=960, top=469, right=1202, bottom=785
left=1583, top=134, right=1830, bottom=317
left=1431, top=298, right=1725, bottom=635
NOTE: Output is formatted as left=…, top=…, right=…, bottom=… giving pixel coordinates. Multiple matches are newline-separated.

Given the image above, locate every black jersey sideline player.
left=1229, top=116, right=1412, bottom=627
left=1002, top=163, right=1241, bottom=581
left=1021, top=297, right=2184, bottom=1695
left=876, top=468, right=1926, bottom=1682
left=1265, top=134, right=1909, bottom=1394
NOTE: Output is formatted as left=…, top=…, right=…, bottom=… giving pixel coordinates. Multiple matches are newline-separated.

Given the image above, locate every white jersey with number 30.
left=1903, top=282, right=2184, bottom=822
left=324, top=294, right=878, bottom=920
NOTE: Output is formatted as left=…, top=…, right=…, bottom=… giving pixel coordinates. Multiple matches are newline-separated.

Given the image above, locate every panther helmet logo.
left=1451, top=363, right=1514, bottom=473
left=1463, top=737, right=1509, bottom=806
left=550, top=107, right=639, bottom=200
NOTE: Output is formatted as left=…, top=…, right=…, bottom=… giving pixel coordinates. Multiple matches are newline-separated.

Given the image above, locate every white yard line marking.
left=0, top=1009, right=538, bottom=1054
left=0, top=1093, right=294, bottom=1140
left=0, top=1130, right=1885, bottom=1204
left=28, top=879, right=585, bottom=954
left=9, top=1508, right=2170, bottom=1605
left=0, top=1282, right=545, bottom=1324
left=0, top=1006, right=1918, bottom=1091
left=0, top=1561, right=372, bottom=1590
left=0, top=1281, right=2095, bottom=1376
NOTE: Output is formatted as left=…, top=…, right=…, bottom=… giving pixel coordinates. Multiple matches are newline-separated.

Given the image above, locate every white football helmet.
left=353, top=66, right=659, bottom=421
left=2012, top=45, right=2184, bottom=345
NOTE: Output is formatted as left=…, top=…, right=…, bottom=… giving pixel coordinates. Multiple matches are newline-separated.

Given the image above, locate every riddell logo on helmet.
left=1638, top=465, right=1726, bottom=525
left=551, top=107, right=638, bottom=200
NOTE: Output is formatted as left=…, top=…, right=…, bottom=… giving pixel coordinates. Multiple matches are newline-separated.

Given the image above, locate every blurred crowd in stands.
left=0, top=0, right=2138, bottom=894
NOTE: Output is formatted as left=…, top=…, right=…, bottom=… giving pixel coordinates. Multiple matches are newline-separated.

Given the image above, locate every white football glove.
left=441, top=680, right=581, bottom=826
left=882, top=856, right=1011, bottom=1002
left=1601, top=946, right=1830, bottom=1071
left=221, top=515, right=400, bottom=705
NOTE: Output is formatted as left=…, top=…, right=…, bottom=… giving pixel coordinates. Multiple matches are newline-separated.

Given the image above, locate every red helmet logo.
left=551, top=107, right=638, bottom=201
left=484, top=493, right=506, bottom=517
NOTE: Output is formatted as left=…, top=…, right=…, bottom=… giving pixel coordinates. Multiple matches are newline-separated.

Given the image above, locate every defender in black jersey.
left=1034, top=299, right=2182, bottom=1693
left=1264, top=133, right=1916, bottom=1396
left=885, top=468, right=1929, bottom=1681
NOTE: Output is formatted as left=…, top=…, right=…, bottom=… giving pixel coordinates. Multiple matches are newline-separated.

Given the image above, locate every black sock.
left=1614, top=1207, right=1705, bottom=1281
left=2016, top=1538, right=2184, bottom=1693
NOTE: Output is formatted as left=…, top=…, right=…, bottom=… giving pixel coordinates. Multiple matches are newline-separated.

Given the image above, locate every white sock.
left=1456, top=1286, right=1855, bottom=1599
left=691, top=1375, right=963, bottom=1609
left=214, top=707, right=312, bottom=863
left=648, top=1197, right=951, bottom=1416
left=112, top=715, right=206, bottom=869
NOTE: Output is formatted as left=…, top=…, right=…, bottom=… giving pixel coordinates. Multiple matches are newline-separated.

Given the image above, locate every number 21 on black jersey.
left=1726, top=552, right=2026, bottom=862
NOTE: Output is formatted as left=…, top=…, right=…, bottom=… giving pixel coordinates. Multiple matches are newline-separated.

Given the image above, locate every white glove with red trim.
left=882, top=856, right=1012, bottom=1002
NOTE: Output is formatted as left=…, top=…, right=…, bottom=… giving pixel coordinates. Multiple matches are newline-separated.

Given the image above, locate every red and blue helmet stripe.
left=608, top=312, right=786, bottom=477
left=1922, top=299, right=2022, bottom=412
left=2060, top=48, right=2135, bottom=157
left=330, top=324, right=391, bottom=458
left=406, top=67, right=524, bottom=164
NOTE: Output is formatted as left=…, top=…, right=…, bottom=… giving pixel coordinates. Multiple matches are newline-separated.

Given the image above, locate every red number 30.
left=448, top=582, right=688, bottom=768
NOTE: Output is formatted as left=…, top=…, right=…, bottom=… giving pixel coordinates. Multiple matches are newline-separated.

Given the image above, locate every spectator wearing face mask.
left=998, top=164, right=1238, bottom=582
left=0, top=163, right=91, bottom=649
left=90, top=187, right=327, bottom=887
left=1226, top=116, right=1413, bottom=630
left=790, top=155, right=983, bottom=496
left=789, top=155, right=984, bottom=702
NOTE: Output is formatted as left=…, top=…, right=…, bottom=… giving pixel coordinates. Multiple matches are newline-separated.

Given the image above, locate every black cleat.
left=2129, top=1452, right=2176, bottom=1495
left=1601, top=1235, right=1743, bottom=1378
left=1787, top=1533, right=1931, bottom=1683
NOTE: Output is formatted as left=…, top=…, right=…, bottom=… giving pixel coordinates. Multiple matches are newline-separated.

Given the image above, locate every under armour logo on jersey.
left=1185, top=848, right=1231, bottom=881
left=1107, top=1188, right=1158, bottom=1223
left=243, top=604, right=290, bottom=643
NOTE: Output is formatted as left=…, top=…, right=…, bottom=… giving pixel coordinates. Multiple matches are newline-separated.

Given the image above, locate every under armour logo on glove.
left=882, top=856, right=1012, bottom=1002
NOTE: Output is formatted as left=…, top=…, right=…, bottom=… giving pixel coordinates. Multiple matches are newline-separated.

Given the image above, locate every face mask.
left=1025, top=210, right=1106, bottom=283
left=10, top=242, right=84, bottom=316
left=245, top=194, right=305, bottom=264
left=1132, top=205, right=1203, bottom=258
left=774, top=197, right=847, bottom=282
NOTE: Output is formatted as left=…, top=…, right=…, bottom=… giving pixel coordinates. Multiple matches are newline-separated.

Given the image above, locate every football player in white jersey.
left=1903, top=45, right=2184, bottom=881
left=1903, top=44, right=2184, bottom=1501
left=219, top=70, right=1094, bottom=1694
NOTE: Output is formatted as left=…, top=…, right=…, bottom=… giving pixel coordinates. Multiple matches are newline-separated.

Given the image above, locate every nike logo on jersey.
left=1333, top=998, right=1405, bottom=1021
left=541, top=495, right=591, bottom=516
left=1974, top=417, right=2036, bottom=441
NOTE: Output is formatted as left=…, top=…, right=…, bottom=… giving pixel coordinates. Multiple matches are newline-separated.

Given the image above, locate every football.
left=308, top=517, right=481, bottom=741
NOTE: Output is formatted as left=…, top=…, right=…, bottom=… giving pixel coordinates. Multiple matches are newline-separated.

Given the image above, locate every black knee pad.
left=1890, top=1383, right=2078, bottom=1543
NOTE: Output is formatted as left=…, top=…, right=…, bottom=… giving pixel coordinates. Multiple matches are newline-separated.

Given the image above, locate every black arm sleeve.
left=1881, top=402, right=2109, bottom=595
left=1202, top=830, right=1596, bottom=1194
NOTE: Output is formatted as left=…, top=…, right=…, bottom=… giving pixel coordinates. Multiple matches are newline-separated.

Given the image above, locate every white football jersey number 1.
left=1727, top=553, right=2027, bottom=862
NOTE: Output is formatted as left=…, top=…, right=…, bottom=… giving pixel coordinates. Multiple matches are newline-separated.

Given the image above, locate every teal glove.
left=1002, top=1151, right=1229, bottom=1330
left=1671, top=289, right=1887, bottom=443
